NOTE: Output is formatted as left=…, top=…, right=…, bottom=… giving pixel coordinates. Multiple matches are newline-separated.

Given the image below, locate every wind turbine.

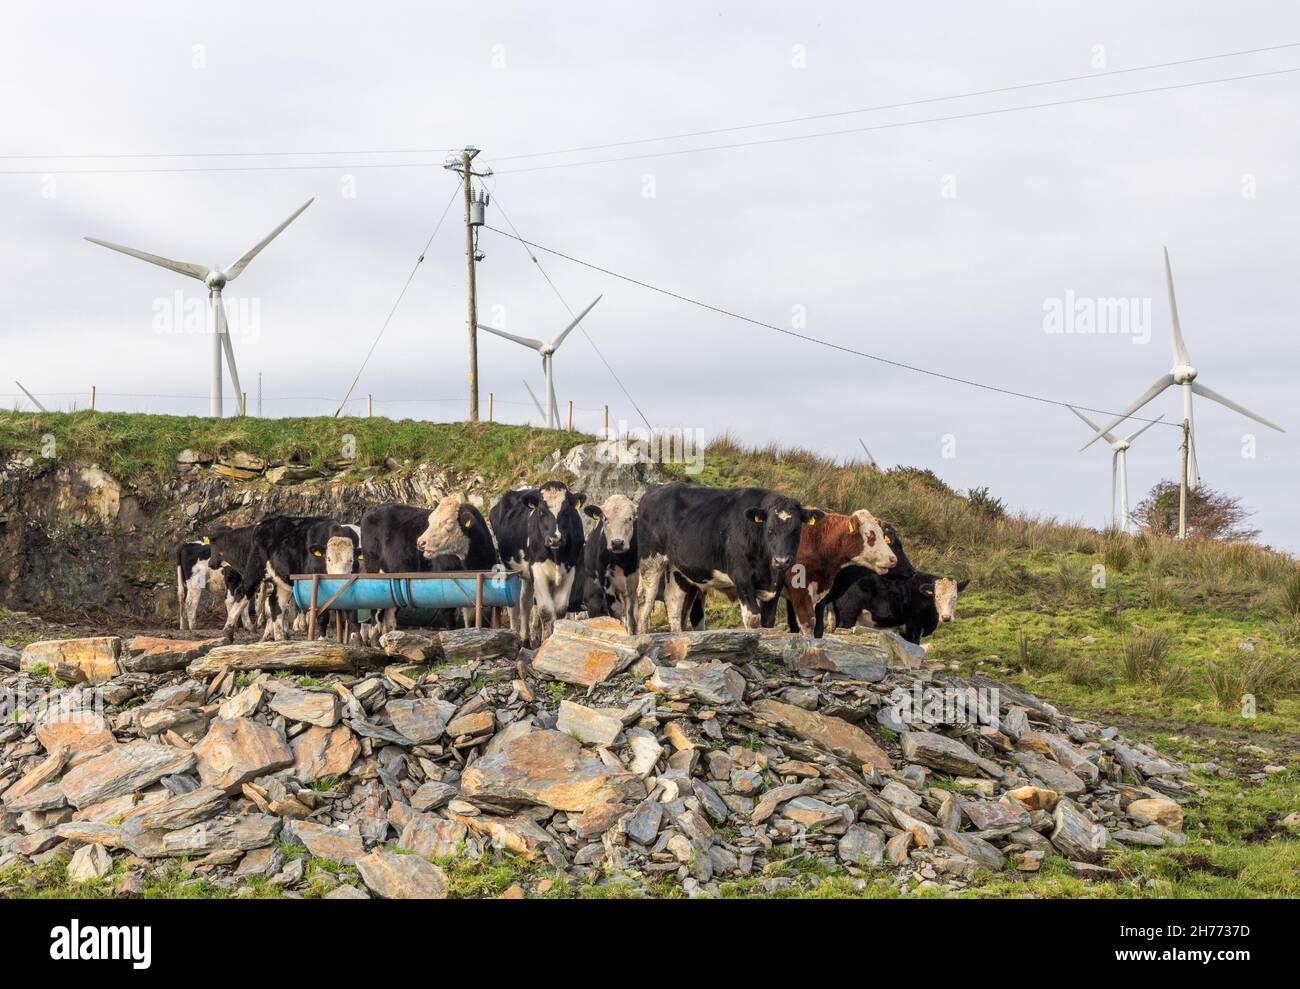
left=86, top=199, right=313, bottom=418
left=1069, top=406, right=1163, bottom=531
left=477, top=296, right=602, bottom=428
left=1082, top=247, right=1284, bottom=480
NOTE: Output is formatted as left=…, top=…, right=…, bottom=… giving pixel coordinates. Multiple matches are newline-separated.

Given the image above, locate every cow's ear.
left=310, top=545, right=324, bottom=558
left=523, top=494, right=540, bottom=511
left=747, top=507, right=767, bottom=525
left=201, top=535, right=211, bottom=545
left=956, top=578, right=970, bottom=592
left=583, top=504, right=604, bottom=521
left=460, top=508, right=474, bottom=529
left=571, top=492, right=588, bottom=511
left=802, top=508, right=825, bottom=526
left=920, top=582, right=935, bottom=596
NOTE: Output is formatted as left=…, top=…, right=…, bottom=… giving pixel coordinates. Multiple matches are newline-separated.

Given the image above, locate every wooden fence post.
left=566, top=400, right=574, bottom=432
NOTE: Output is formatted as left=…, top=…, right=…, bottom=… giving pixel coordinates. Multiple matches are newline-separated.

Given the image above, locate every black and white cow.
left=635, top=483, right=822, bottom=632
left=829, top=571, right=969, bottom=644
left=489, top=481, right=588, bottom=645
left=177, top=524, right=260, bottom=631
left=224, top=516, right=359, bottom=642
left=579, top=493, right=640, bottom=632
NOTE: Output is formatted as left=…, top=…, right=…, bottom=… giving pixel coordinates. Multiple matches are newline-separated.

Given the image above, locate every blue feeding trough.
left=291, top=572, right=521, bottom=614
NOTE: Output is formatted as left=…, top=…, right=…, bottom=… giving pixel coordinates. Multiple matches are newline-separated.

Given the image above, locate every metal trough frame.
left=291, top=570, right=502, bottom=640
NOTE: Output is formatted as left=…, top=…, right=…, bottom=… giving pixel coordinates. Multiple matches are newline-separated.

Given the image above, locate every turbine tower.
left=86, top=199, right=314, bottom=418
left=477, top=296, right=601, bottom=429
left=1082, top=247, right=1284, bottom=479
left=1069, top=406, right=1163, bottom=531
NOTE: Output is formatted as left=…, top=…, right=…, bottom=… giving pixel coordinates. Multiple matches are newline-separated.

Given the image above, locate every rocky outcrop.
left=0, top=619, right=1201, bottom=899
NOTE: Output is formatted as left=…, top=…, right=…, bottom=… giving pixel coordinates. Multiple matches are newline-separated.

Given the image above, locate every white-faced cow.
left=489, top=481, right=588, bottom=646
left=635, top=483, right=822, bottom=633
left=579, top=493, right=641, bottom=632
left=780, top=508, right=896, bottom=636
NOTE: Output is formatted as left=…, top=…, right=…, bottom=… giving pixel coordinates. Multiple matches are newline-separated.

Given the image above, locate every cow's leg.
left=620, top=571, right=640, bottom=635
left=663, top=572, right=689, bottom=634
left=176, top=566, right=188, bottom=631
left=516, top=574, right=535, bottom=647
left=635, top=554, right=666, bottom=634
left=528, top=565, right=564, bottom=645
left=736, top=587, right=763, bottom=630
left=221, top=592, right=250, bottom=642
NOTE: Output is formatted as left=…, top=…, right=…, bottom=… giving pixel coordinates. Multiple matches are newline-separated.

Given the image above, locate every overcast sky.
left=3, top=1, right=1297, bottom=550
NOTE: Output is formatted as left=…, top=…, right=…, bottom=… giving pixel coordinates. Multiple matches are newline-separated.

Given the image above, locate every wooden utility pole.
left=462, top=148, right=480, bottom=422
left=603, top=404, right=609, bottom=440
left=566, top=400, right=574, bottom=432
left=1178, top=419, right=1190, bottom=539
left=90, top=386, right=96, bottom=411
left=367, top=394, right=373, bottom=418
left=487, top=392, right=494, bottom=423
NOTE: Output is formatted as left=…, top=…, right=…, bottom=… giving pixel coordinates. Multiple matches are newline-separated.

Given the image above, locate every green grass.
left=0, top=410, right=593, bottom=486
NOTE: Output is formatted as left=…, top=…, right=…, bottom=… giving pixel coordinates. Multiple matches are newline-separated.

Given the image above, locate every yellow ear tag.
left=313, top=550, right=323, bottom=557
left=202, top=536, right=211, bottom=544
left=463, top=518, right=472, bottom=528
left=847, top=522, right=855, bottom=533
left=357, top=554, right=364, bottom=561
left=885, top=536, right=892, bottom=544
left=808, top=516, right=817, bottom=526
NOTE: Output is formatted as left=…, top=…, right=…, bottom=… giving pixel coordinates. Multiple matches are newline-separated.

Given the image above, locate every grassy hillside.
left=2, top=412, right=1297, bottom=897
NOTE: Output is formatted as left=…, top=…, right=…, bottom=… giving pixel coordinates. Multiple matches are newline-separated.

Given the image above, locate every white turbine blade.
left=224, top=199, right=314, bottom=280
left=1163, top=247, right=1191, bottom=366
left=1068, top=405, right=1119, bottom=446
left=84, top=237, right=208, bottom=281
left=522, top=379, right=546, bottom=419
left=1123, top=413, right=1165, bottom=444
left=1080, top=374, right=1175, bottom=450
left=215, top=296, right=243, bottom=406
left=549, top=295, right=602, bottom=351
left=479, top=323, right=545, bottom=351
left=1190, top=381, right=1285, bottom=433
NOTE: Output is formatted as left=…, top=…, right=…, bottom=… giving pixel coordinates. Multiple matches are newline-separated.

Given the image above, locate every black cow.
left=830, top=571, right=969, bottom=644
left=635, top=483, right=821, bottom=632
left=795, top=520, right=915, bottom=637
left=224, top=516, right=359, bottom=642
left=489, top=481, right=587, bottom=645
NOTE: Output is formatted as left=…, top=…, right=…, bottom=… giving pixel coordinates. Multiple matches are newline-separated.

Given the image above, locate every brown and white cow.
left=781, top=508, right=896, bottom=636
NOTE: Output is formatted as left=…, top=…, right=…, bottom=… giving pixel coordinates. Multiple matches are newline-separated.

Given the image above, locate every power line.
left=332, top=184, right=460, bottom=416
left=484, top=225, right=1179, bottom=429
left=492, top=65, right=1300, bottom=174
left=490, top=41, right=1300, bottom=162
left=489, top=194, right=655, bottom=432
left=6, top=62, right=1299, bottom=178
left=4, top=41, right=1297, bottom=167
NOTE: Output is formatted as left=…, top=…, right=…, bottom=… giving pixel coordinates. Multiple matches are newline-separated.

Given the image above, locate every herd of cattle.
left=176, top=480, right=968, bottom=648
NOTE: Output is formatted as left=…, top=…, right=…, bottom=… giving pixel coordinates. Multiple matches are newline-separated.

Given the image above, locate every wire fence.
left=0, top=389, right=617, bottom=435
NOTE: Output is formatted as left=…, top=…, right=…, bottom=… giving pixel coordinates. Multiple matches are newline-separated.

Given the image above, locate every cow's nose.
left=546, top=536, right=562, bottom=548
left=609, top=539, right=626, bottom=552
left=773, top=555, right=793, bottom=569
left=941, top=613, right=953, bottom=622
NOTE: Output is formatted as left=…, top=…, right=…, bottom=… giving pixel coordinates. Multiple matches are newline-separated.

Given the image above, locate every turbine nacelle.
left=205, top=270, right=228, bottom=291
left=1171, top=364, right=1197, bottom=384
